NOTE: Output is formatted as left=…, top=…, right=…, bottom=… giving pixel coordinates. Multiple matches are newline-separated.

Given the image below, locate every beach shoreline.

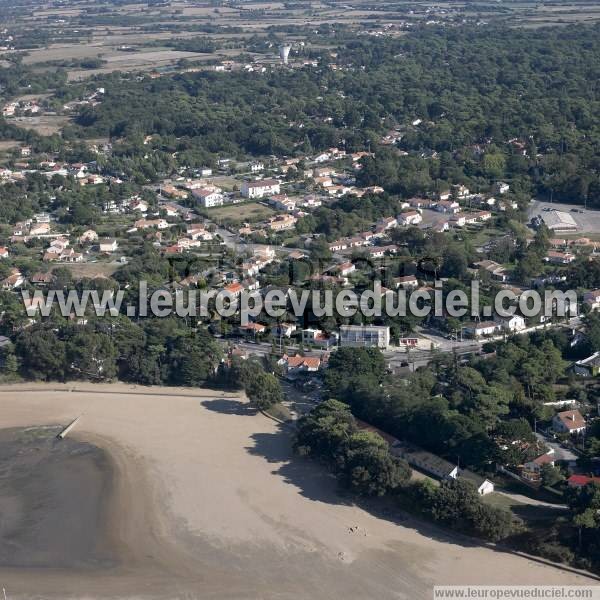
left=0, top=382, right=597, bottom=599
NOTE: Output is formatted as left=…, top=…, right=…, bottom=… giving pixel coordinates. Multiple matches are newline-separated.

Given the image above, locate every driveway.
left=536, top=432, right=579, bottom=463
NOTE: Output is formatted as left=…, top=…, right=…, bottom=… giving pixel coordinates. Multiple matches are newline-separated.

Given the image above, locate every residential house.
left=31, top=272, right=54, bottom=286
left=574, top=352, right=600, bottom=377
left=435, top=200, right=460, bottom=214
left=313, top=166, right=335, bottom=178
left=29, top=222, right=50, bottom=237
left=459, top=470, right=495, bottom=495
left=552, top=410, right=586, bottom=435
left=223, top=282, right=244, bottom=298
left=398, top=211, right=422, bottom=226
left=1, top=269, right=24, bottom=290
left=464, top=321, right=500, bottom=338
left=450, top=214, right=467, bottom=228
left=187, top=226, right=213, bottom=241
left=337, top=262, right=356, bottom=277
left=130, top=198, right=148, bottom=213
left=367, top=245, right=398, bottom=259
left=452, top=184, right=470, bottom=198
left=99, top=238, right=118, bottom=253
left=239, top=322, right=267, bottom=336
left=162, top=203, right=181, bottom=217
left=393, top=275, right=419, bottom=289
left=278, top=354, right=321, bottom=375
left=79, top=229, right=98, bottom=244
left=377, top=216, right=398, bottom=230
left=269, top=195, right=296, bottom=212
left=302, top=328, right=338, bottom=349
left=495, top=181, right=510, bottom=195
left=0, top=247, right=8, bottom=259
left=59, top=248, right=83, bottom=263
left=495, top=314, right=526, bottom=332
left=394, top=444, right=459, bottom=479
left=241, top=179, right=281, bottom=199
left=193, top=187, right=224, bottom=208
left=474, top=260, right=509, bottom=282
left=584, top=290, right=600, bottom=311
left=134, top=218, right=169, bottom=230
left=544, top=251, right=576, bottom=265
left=522, top=450, right=555, bottom=481
left=272, top=323, right=297, bottom=338
left=161, top=184, right=189, bottom=200
left=329, top=240, right=348, bottom=252
left=409, top=197, right=437, bottom=209
left=568, top=475, right=600, bottom=488
left=269, top=214, right=297, bottom=232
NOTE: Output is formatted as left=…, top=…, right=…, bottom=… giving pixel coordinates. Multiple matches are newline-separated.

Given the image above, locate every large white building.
left=241, top=179, right=281, bottom=199
left=540, top=210, right=578, bottom=232
left=193, top=188, right=224, bottom=208
left=339, top=325, right=390, bottom=349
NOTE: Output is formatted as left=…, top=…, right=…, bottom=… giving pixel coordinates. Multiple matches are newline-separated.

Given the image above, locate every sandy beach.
left=0, top=382, right=597, bottom=599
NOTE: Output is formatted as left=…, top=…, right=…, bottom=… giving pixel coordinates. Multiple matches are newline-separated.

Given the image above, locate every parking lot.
left=529, top=200, right=600, bottom=235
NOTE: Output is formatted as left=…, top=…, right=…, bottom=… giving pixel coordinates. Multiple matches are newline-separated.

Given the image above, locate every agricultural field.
left=11, top=115, right=71, bottom=136
left=2, top=0, right=599, bottom=83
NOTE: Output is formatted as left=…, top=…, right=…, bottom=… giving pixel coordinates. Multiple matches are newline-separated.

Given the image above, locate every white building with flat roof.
left=339, top=325, right=390, bottom=349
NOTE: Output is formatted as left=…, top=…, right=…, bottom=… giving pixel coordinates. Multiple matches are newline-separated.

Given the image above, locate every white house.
left=464, top=321, right=500, bottom=338
left=193, top=188, right=224, bottom=208
left=99, top=238, right=118, bottom=253
left=584, top=290, right=600, bottom=311
left=337, top=262, right=356, bottom=277
left=435, top=200, right=460, bottom=213
left=398, top=211, right=422, bottom=226
left=241, top=179, right=281, bottom=199
left=552, top=410, right=586, bottom=435
left=496, top=314, right=526, bottom=332
left=377, top=216, right=398, bottom=230
left=495, top=181, right=510, bottom=195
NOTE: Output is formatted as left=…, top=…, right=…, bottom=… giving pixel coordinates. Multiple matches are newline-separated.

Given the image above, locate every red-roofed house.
left=568, top=475, right=600, bottom=488
left=522, top=450, right=555, bottom=481
left=278, top=354, right=321, bottom=374
left=224, top=282, right=244, bottom=298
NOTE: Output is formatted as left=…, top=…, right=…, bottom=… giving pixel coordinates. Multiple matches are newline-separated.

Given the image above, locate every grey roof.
left=459, top=469, right=489, bottom=489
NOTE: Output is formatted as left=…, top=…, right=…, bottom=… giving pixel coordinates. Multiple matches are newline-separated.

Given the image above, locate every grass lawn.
left=482, top=492, right=525, bottom=511
left=264, top=402, right=294, bottom=423
left=208, top=202, right=275, bottom=224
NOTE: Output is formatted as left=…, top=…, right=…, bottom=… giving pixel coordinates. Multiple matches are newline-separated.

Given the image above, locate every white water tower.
left=279, top=44, right=291, bottom=65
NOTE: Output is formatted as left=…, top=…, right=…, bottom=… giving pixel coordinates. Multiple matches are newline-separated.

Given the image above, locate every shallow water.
left=0, top=426, right=116, bottom=569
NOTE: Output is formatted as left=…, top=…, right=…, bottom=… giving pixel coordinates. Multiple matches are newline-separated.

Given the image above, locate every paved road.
left=497, top=489, right=567, bottom=510
left=536, top=432, right=579, bottom=463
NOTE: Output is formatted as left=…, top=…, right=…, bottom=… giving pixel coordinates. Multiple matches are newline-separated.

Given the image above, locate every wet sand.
left=0, top=382, right=597, bottom=599
left=0, top=427, right=114, bottom=569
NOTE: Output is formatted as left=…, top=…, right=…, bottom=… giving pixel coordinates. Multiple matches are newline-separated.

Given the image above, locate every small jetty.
left=56, top=416, right=82, bottom=440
